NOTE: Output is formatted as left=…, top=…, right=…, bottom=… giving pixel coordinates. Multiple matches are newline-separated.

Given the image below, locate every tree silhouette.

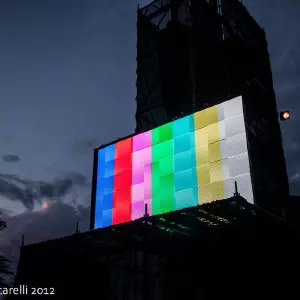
left=0, top=213, right=13, bottom=288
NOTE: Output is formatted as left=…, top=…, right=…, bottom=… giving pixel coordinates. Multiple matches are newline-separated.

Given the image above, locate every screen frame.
left=90, top=95, right=254, bottom=229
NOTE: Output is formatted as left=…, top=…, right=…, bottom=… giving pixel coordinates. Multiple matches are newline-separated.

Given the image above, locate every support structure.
left=12, top=196, right=300, bottom=300
left=135, top=0, right=289, bottom=217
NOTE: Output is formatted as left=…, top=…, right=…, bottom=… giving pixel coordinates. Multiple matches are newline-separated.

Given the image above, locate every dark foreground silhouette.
left=9, top=196, right=300, bottom=299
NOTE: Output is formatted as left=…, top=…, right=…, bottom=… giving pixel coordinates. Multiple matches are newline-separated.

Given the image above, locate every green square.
left=152, top=127, right=160, bottom=145
left=159, top=123, right=173, bottom=142
left=159, top=156, right=174, bottom=176
left=152, top=139, right=173, bottom=162
left=152, top=161, right=160, bottom=197
left=152, top=123, right=173, bottom=145
left=159, top=174, right=175, bottom=213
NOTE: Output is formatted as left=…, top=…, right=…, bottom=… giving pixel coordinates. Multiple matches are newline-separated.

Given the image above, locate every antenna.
left=233, top=181, right=240, bottom=197
left=144, top=203, right=149, bottom=218
left=76, top=221, right=80, bottom=234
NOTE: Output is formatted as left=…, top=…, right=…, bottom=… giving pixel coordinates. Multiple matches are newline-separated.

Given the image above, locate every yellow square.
left=208, top=142, right=222, bottom=163
left=209, top=181, right=224, bottom=201
left=194, top=127, right=208, bottom=147
left=210, top=161, right=224, bottom=183
left=194, top=105, right=219, bottom=130
left=205, top=105, right=219, bottom=126
left=195, top=144, right=209, bottom=166
left=207, top=122, right=221, bottom=144
left=196, top=164, right=210, bottom=185
left=198, top=184, right=211, bottom=204
left=194, top=110, right=208, bottom=130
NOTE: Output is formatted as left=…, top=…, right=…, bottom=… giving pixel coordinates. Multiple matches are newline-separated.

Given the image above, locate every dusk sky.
left=0, top=0, right=299, bottom=272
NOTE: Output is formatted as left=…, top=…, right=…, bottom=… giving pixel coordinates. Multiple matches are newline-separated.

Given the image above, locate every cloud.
left=291, top=173, right=300, bottom=182
left=0, top=173, right=88, bottom=210
left=2, top=155, right=20, bottom=163
left=0, top=201, right=90, bottom=275
left=37, top=173, right=87, bottom=199
left=0, top=178, right=26, bottom=204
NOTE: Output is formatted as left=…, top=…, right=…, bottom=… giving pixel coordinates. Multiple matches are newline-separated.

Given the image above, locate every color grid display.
left=94, top=96, right=253, bottom=228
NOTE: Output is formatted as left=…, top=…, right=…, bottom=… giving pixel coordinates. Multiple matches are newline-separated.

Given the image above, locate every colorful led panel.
left=94, top=96, right=254, bottom=228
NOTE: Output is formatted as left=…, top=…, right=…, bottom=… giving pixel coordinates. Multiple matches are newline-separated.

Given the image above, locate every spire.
left=233, top=181, right=240, bottom=197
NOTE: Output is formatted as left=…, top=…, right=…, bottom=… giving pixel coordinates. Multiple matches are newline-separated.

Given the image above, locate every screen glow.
left=94, top=96, right=253, bottom=228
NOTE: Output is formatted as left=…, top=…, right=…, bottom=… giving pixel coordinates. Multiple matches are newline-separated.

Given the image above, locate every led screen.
left=94, top=96, right=253, bottom=228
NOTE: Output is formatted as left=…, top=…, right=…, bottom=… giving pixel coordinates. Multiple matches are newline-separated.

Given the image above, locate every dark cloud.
left=0, top=178, right=26, bottom=203
left=2, top=155, right=20, bottom=163
left=0, top=173, right=88, bottom=210
left=17, top=202, right=89, bottom=244
left=0, top=174, right=30, bottom=185
left=37, top=173, right=87, bottom=199
left=0, top=201, right=90, bottom=275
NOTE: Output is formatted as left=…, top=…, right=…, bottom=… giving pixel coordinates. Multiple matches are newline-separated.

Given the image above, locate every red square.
left=114, top=170, right=132, bottom=191
left=113, top=189, right=131, bottom=224
left=114, top=154, right=132, bottom=175
left=113, top=186, right=131, bottom=208
left=113, top=206, right=131, bottom=224
left=115, top=138, right=132, bottom=159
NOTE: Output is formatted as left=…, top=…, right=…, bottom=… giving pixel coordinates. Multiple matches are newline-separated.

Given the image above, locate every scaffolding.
left=135, top=0, right=289, bottom=217
left=135, top=0, right=224, bottom=133
left=12, top=196, right=300, bottom=299
left=135, top=0, right=274, bottom=133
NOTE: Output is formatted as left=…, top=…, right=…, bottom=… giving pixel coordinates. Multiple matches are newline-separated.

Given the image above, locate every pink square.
left=132, top=150, right=144, bottom=167
left=143, top=147, right=152, bottom=166
left=131, top=183, right=144, bottom=203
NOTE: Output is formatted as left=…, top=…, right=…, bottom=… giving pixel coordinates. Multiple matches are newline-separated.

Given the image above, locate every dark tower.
left=135, top=0, right=289, bottom=216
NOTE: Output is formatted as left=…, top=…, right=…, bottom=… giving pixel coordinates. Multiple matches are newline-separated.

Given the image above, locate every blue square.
left=172, top=115, right=194, bottom=137
left=96, top=176, right=114, bottom=195
left=96, top=193, right=113, bottom=210
left=97, top=149, right=106, bottom=179
left=174, top=150, right=196, bottom=173
left=105, top=144, right=115, bottom=162
left=102, top=209, right=113, bottom=227
left=173, top=132, right=195, bottom=155
left=174, top=168, right=197, bottom=192
left=104, top=160, right=115, bottom=178
left=175, top=188, right=198, bottom=210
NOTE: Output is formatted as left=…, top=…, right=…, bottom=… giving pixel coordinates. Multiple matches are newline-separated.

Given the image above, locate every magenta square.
left=132, top=201, right=146, bottom=220
left=132, top=167, right=144, bottom=185
left=144, top=164, right=152, bottom=199
left=133, top=131, right=152, bottom=152
left=132, top=151, right=145, bottom=185
left=145, top=199, right=152, bottom=216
